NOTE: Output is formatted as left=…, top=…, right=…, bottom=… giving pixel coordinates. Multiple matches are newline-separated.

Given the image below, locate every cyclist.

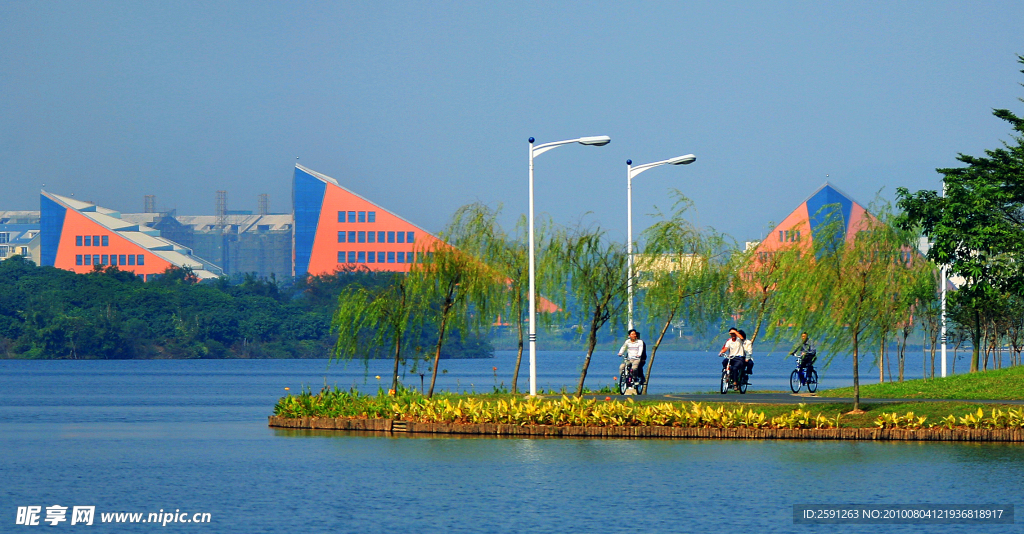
left=617, top=329, right=646, bottom=387
left=738, top=329, right=753, bottom=384
left=790, top=332, right=817, bottom=375
left=718, top=328, right=746, bottom=386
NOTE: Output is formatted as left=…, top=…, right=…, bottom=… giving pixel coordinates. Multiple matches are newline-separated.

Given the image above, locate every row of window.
left=337, top=251, right=422, bottom=264
left=779, top=230, right=801, bottom=242
left=337, top=230, right=414, bottom=244
left=76, top=254, right=145, bottom=267
left=337, top=211, right=377, bottom=223
left=75, top=235, right=110, bottom=247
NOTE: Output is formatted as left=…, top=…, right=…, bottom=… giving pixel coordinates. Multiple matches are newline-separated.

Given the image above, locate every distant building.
left=0, top=211, right=40, bottom=263
left=121, top=213, right=292, bottom=279
left=39, top=192, right=222, bottom=280
left=293, top=164, right=441, bottom=277
left=748, top=182, right=869, bottom=260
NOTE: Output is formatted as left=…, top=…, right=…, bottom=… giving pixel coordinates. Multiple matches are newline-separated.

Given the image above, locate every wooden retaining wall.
left=268, top=416, right=1024, bottom=442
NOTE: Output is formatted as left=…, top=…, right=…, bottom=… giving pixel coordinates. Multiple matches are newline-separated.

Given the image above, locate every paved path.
left=583, top=392, right=1024, bottom=405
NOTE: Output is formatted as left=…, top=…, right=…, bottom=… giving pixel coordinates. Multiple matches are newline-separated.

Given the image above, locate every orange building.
left=293, top=164, right=440, bottom=276
left=39, top=191, right=222, bottom=280
left=749, top=183, right=870, bottom=260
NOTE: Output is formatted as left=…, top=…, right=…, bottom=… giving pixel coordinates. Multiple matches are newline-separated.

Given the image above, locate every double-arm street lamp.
left=528, top=136, right=611, bottom=396
left=626, top=154, right=696, bottom=330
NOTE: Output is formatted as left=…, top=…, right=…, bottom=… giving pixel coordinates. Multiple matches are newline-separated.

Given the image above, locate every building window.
left=119, top=255, right=127, bottom=265
left=397, top=252, right=405, bottom=263
left=102, top=235, right=109, bottom=246
left=407, top=231, right=415, bottom=243
left=348, top=211, right=356, bottom=223
left=101, top=255, right=108, bottom=265
left=76, top=236, right=83, bottom=246
left=338, top=251, right=345, bottom=263
left=358, top=211, right=366, bottom=223
left=367, top=251, right=375, bottom=263
left=76, top=255, right=83, bottom=265
left=84, top=255, right=92, bottom=265
left=84, top=236, right=92, bottom=246
left=367, top=231, right=375, bottom=243
left=94, top=236, right=100, bottom=247
left=338, top=211, right=346, bottom=223
left=358, top=231, right=366, bottom=243
left=387, top=251, right=395, bottom=263
left=137, top=255, right=144, bottom=265
left=377, top=252, right=385, bottom=263
left=0, top=232, right=8, bottom=244
left=397, top=232, right=405, bottom=244
left=387, top=231, right=395, bottom=243
left=377, top=231, right=385, bottom=242
left=368, top=211, right=376, bottom=223
left=111, top=255, right=117, bottom=266
left=348, top=231, right=356, bottom=243
left=127, top=255, right=135, bottom=266
left=93, top=255, right=100, bottom=265
left=338, top=231, right=346, bottom=243
left=347, top=251, right=356, bottom=263
left=357, top=251, right=366, bottom=263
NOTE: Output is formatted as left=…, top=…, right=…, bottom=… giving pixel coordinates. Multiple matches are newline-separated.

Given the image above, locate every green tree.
left=897, top=55, right=1024, bottom=372
left=546, top=224, right=628, bottom=397
left=635, top=194, right=732, bottom=393
left=413, top=206, right=504, bottom=397
left=332, top=272, right=419, bottom=392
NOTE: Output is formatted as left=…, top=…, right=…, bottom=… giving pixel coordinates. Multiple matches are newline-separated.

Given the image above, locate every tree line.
left=0, top=256, right=490, bottom=361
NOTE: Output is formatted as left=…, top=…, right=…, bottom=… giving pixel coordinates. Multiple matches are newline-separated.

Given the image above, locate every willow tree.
left=331, top=272, right=419, bottom=393
left=412, top=206, right=504, bottom=397
left=794, top=206, right=909, bottom=412
left=545, top=224, right=628, bottom=397
left=635, top=193, right=732, bottom=394
left=733, top=224, right=810, bottom=345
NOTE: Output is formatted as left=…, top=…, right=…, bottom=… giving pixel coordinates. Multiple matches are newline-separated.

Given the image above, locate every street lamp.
left=940, top=180, right=948, bottom=377
left=626, top=154, right=696, bottom=330
left=528, top=135, right=611, bottom=396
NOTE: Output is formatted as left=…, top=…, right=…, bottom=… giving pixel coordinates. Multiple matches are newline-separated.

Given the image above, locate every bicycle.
left=789, top=362, right=818, bottom=393
left=618, top=358, right=644, bottom=395
left=719, top=356, right=748, bottom=394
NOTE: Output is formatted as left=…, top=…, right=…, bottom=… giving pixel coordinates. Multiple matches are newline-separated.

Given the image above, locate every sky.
left=2, top=1, right=1023, bottom=244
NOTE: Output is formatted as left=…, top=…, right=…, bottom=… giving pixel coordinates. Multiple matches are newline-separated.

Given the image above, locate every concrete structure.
left=39, top=192, right=222, bottom=280
left=293, top=164, right=440, bottom=277
left=121, top=213, right=292, bottom=278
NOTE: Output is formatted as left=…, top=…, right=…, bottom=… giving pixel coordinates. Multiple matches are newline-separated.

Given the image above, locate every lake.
left=1, top=356, right=1019, bottom=533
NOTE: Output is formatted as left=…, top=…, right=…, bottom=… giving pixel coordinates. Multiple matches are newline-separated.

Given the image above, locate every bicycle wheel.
left=738, top=376, right=748, bottom=394
left=789, top=369, right=802, bottom=393
left=807, top=370, right=818, bottom=393
left=618, top=370, right=629, bottom=395
left=720, top=371, right=730, bottom=394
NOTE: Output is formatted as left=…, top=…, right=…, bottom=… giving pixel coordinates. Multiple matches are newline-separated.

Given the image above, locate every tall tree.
left=331, top=272, right=419, bottom=393
left=545, top=225, right=628, bottom=397
left=897, top=54, right=1024, bottom=372
left=412, top=206, right=504, bottom=397
left=635, top=193, right=732, bottom=393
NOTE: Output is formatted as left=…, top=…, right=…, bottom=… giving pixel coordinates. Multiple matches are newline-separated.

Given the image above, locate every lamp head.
left=578, top=136, right=611, bottom=146
left=668, top=154, right=696, bottom=165
left=529, top=137, right=535, bottom=143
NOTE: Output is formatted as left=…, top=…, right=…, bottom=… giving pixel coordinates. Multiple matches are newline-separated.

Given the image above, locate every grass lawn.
left=817, top=365, right=1024, bottom=400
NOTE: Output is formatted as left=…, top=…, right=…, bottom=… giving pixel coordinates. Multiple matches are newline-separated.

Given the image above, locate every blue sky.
left=2, top=1, right=1022, bottom=243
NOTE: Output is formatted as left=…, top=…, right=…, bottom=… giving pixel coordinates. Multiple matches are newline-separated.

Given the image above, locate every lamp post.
left=626, top=154, right=696, bottom=330
left=940, top=180, right=947, bottom=377
left=528, top=135, right=610, bottom=396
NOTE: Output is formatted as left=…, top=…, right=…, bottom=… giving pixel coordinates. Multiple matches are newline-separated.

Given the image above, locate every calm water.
left=2, top=357, right=1020, bottom=533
